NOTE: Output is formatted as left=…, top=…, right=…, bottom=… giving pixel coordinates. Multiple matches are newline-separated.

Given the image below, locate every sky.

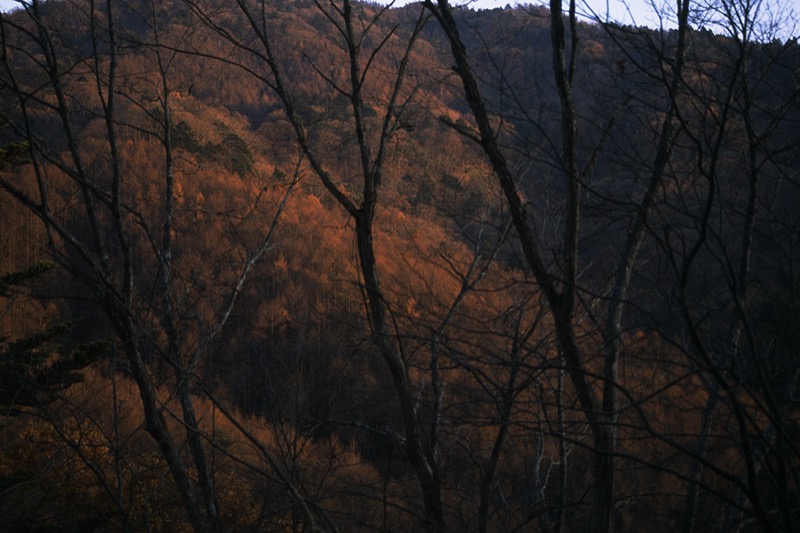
left=0, top=0, right=797, bottom=39
left=392, top=0, right=800, bottom=37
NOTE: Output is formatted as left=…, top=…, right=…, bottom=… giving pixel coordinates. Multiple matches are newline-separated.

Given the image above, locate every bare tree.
left=0, top=1, right=301, bottom=531
left=1, top=0, right=797, bottom=530
left=424, top=0, right=799, bottom=531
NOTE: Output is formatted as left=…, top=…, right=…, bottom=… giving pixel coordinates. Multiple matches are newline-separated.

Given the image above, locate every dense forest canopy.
left=0, top=0, right=798, bottom=531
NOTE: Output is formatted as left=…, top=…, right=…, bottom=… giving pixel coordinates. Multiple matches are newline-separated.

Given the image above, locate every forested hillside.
left=1, top=1, right=798, bottom=531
